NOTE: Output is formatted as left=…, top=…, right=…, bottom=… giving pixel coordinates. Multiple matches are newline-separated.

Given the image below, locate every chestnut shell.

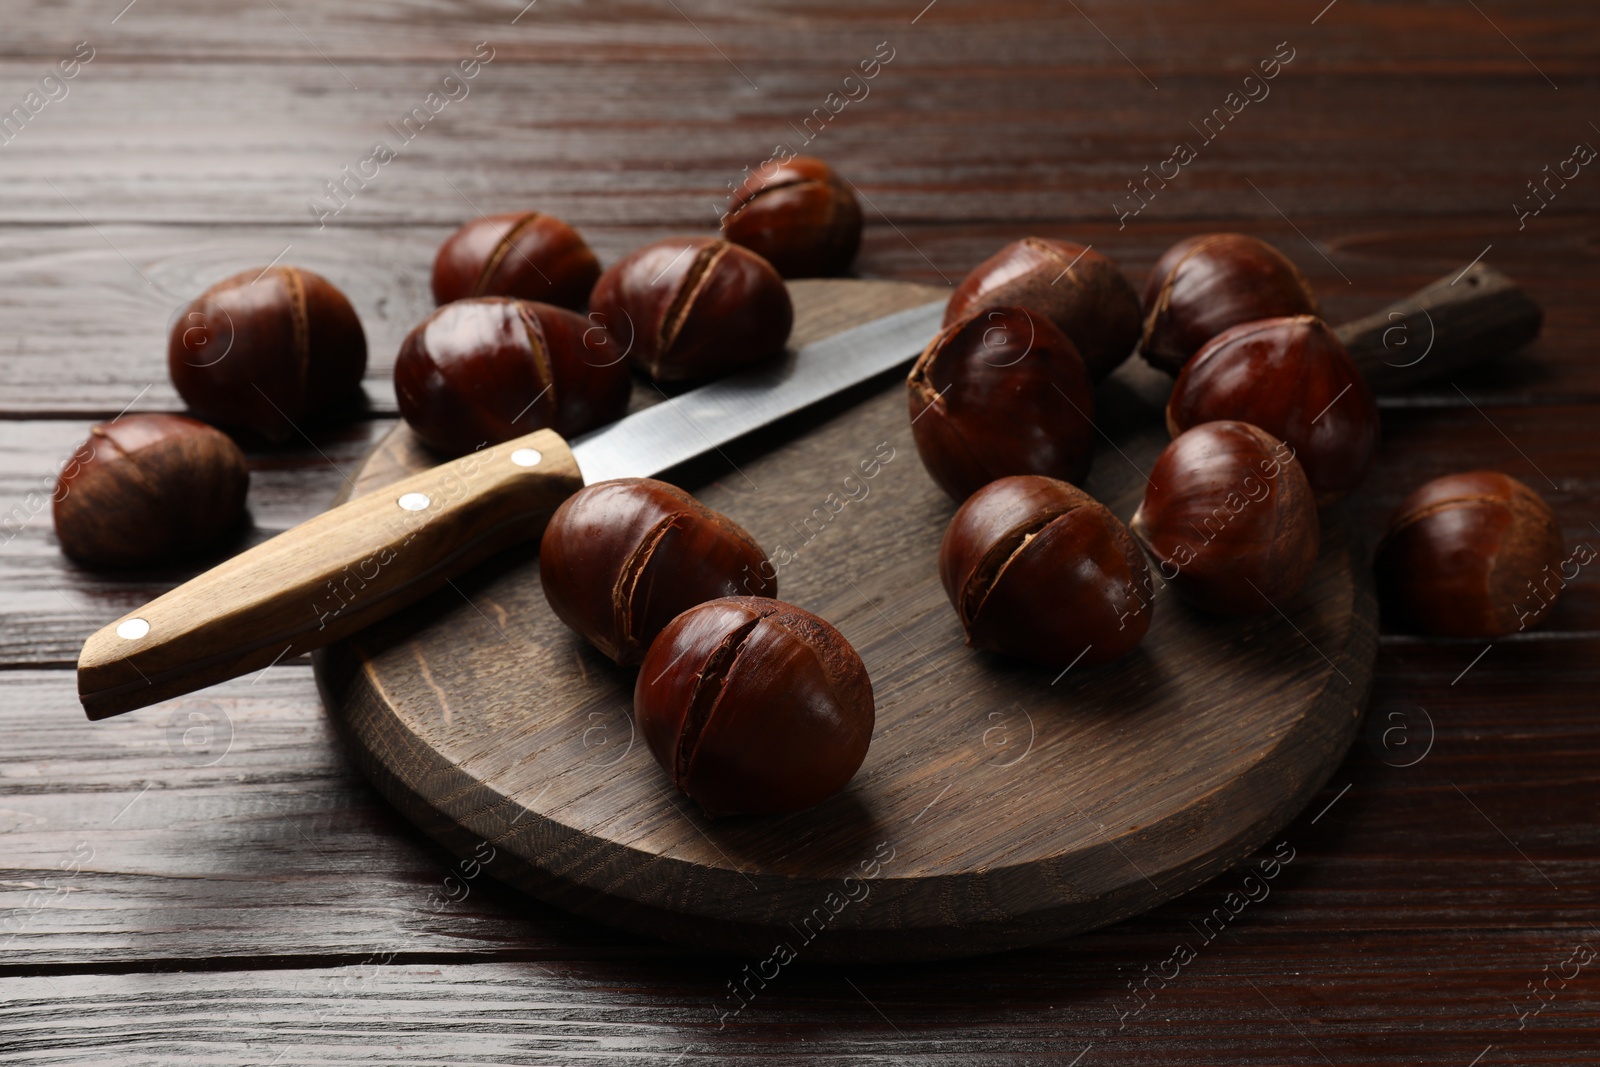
left=722, top=157, right=862, bottom=278
left=635, top=596, right=874, bottom=816
left=431, top=211, right=602, bottom=309
left=1130, top=420, right=1320, bottom=616
left=1139, top=233, right=1320, bottom=375
left=168, top=266, right=367, bottom=443
left=944, top=238, right=1142, bottom=381
left=53, top=413, right=249, bottom=568
left=940, top=475, right=1152, bottom=668
left=907, top=305, right=1096, bottom=502
left=1374, top=470, right=1565, bottom=638
left=588, top=237, right=794, bottom=383
left=539, top=479, right=776, bottom=665
left=1168, top=315, right=1380, bottom=505
left=394, top=297, right=631, bottom=457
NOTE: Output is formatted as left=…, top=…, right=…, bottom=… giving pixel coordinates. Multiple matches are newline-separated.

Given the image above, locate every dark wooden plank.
left=3, top=636, right=1598, bottom=1058
left=0, top=218, right=1596, bottom=418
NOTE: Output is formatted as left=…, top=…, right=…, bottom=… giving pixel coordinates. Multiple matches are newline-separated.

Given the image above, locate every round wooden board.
left=313, top=279, right=1376, bottom=961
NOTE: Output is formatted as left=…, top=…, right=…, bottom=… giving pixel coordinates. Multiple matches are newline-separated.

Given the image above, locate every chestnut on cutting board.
left=394, top=297, right=630, bottom=457
left=940, top=475, right=1152, bottom=668
left=168, top=266, right=367, bottom=443
left=1375, top=470, right=1567, bottom=638
left=945, top=238, right=1143, bottom=381
left=589, top=236, right=793, bottom=383
left=539, top=478, right=776, bottom=666
left=635, top=597, right=874, bottom=816
left=1130, top=420, right=1320, bottom=616
left=53, top=413, right=249, bottom=568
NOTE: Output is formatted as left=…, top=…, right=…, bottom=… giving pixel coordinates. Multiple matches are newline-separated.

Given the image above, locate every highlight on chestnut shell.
left=1129, top=420, right=1320, bottom=617
left=906, top=305, right=1096, bottom=502
left=1167, top=314, right=1380, bottom=504
left=634, top=597, right=874, bottom=817
left=1374, top=470, right=1566, bottom=638
left=940, top=475, right=1152, bottom=668
left=168, top=266, right=367, bottom=443
left=431, top=211, right=602, bottom=310
left=721, top=156, right=862, bottom=279
left=588, top=236, right=793, bottom=383
left=53, top=413, right=250, bottom=569
left=539, top=479, right=776, bottom=666
left=393, top=297, right=630, bottom=457
left=1139, top=233, right=1321, bottom=375
left=944, top=238, right=1142, bottom=381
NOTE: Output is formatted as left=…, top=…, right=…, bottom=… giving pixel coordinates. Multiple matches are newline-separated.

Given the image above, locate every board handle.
left=78, top=428, right=583, bottom=720
left=1337, top=262, right=1543, bottom=394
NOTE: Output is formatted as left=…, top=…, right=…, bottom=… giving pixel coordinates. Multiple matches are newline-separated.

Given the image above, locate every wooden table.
left=3, top=2, right=1597, bottom=1062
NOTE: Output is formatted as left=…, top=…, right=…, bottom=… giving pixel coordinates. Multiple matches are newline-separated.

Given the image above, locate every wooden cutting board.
left=313, top=278, right=1375, bottom=961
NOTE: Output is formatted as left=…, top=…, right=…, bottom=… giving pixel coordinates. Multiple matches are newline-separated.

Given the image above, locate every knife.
left=77, top=264, right=1540, bottom=719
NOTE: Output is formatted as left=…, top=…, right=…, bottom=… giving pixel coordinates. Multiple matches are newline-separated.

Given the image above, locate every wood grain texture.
left=310, top=278, right=1376, bottom=959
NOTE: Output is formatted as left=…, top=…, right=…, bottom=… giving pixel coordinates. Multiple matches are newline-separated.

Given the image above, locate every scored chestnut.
left=1139, top=233, right=1320, bottom=375
left=1168, top=315, right=1380, bottom=504
left=722, top=156, right=862, bottom=278
left=907, top=305, right=1095, bottom=501
left=635, top=596, right=874, bottom=816
left=168, top=266, right=367, bottom=443
left=588, top=236, right=793, bottom=383
left=940, top=475, right=1152, bottom=668
left=1374, top=470, right=1566, bottom=638
left=1130, top=421, right=1320, bottom=616
left=540, top=479, right=776, bottom=665
left=944, top=238, right=1142, bottom=381
left=394, top=297, right=631, bottom=457
left=53, top=413, right=249, bottom=568
left=431, top=211, right=601, bottom=309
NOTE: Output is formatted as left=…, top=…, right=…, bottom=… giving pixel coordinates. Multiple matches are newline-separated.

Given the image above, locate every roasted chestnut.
left=168, top=266, right=367, bottom=443
left=635, top=596, right=874, bottom=816
left=722, top=156, right=862, bottom=278
left=53, top=413, right=249, bottom=568
left=944, top=238, right=1142, bottom=381
left=1130, top=421, right=1320, bottom=616
left=940, top=475, right=1151, bottom=667
left=539, top=478, right=776, bottom=665
left=588, top=237, right=793, bottom=383
left=394, top=298, right=630, bottom=457
left=1139, top=234, right=1320, bottom=375
left=1168, top=315, right=1379, bottom=504
left=431, top=211, right=601, bottom=309
left=1375, top=470, right=1566, bottom=637
left=907, top=305, right=1095, bottom=501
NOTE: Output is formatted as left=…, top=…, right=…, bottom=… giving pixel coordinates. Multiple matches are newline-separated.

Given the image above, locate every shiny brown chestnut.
left=53, top=413, right=249, bottom=568
left=1139, top=233, right=1320, bottom=375
left=907, top=305, right=1095, bottom=501
left=722, top=156, right=862, bottom=278
left=1374, top=470, right=1566, bottom=637
left=394, top=298, right=630, bottom=457
left=635, top=596, right=873, bottom=816
left=1168, top=315, right=1380, bottom=504
left=940, top=475, right=1151, bottom=668
left=168, top=266, right=367, bottom=443
left=944, top=238, right=1142, bottom=381
left=431, top=211, right=601, bottom=309
left=539, top=479, right=776, bottom=665
left=588, top=236, right=793, bottom=383
left=1130, top=421, right=1319, bottom=616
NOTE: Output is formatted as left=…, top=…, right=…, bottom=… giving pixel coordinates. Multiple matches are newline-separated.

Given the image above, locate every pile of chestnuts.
left=47, top=151, right=1568, bottom=824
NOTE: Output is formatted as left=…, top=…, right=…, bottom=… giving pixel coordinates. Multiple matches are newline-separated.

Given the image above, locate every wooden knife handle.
left=1337, top=262, right=1543, bottom=394
left=78, top=429, right=583, bottom=720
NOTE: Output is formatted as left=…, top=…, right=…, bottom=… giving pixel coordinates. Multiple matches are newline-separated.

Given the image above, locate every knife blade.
left=76, top=298, right=947, bottom=720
